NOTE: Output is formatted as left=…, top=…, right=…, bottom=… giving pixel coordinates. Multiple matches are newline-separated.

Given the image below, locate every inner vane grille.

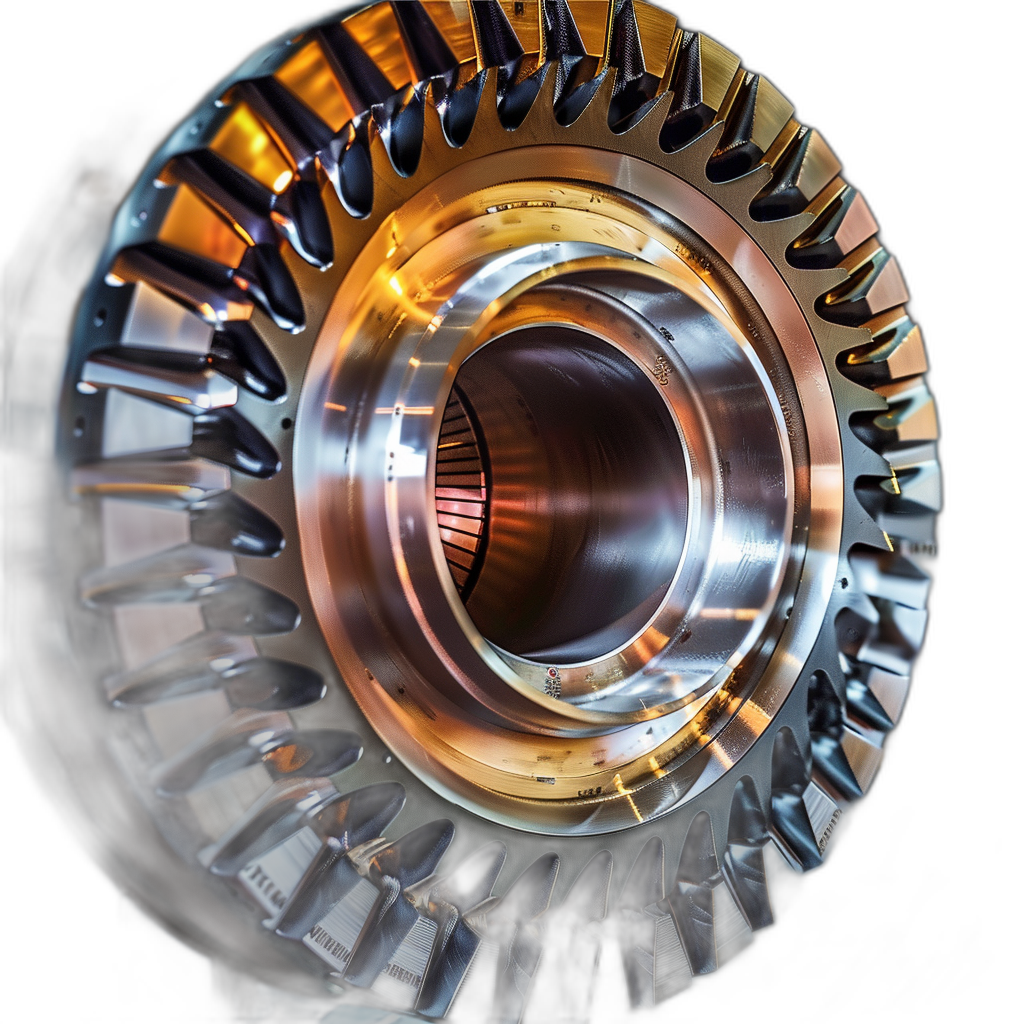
left=435, top=386, right=490, bottom=598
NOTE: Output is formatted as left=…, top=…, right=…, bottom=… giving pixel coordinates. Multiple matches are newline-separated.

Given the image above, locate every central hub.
left=440, top=327, right=689, bottom=665
left=292, top=156, right=829, bottom=833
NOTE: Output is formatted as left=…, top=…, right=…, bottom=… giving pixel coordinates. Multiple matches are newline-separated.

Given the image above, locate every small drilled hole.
left=281, top=417, right=293, bottom=430
left=94, top=309, right=107, bottom=327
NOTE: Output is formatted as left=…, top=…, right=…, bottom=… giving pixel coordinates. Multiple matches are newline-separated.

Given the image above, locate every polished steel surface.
left=451, top=326, right=689, bottom=665
left=38, top=1, right=940, bottom=1019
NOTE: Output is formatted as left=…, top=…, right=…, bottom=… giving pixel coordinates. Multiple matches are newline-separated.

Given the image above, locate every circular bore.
left=447, top=325, right=689, bottom=665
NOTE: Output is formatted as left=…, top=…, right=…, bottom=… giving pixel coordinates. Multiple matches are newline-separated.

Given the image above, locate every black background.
left=0, top=4, right=966, bottom=1019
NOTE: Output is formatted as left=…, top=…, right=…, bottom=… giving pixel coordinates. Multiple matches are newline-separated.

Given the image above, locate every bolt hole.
left=94, top=309, right=107, bottom=327
left=840, top=577, right=849, bottom=590
left=281, top=417, right=293, bottom=430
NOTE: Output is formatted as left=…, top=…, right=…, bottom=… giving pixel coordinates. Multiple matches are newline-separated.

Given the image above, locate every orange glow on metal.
left=418, top=1, right=477, bottom=64
left=209, top=103, right=295, bottom=192
left=700, top=607, right=760, bottom=621
left=344, top=3, right=413, bottom=89
left=263, top=744, right=313, bottom=774
left=275, top=37, right=355, bottom=133
left=565, top=0, right=612, bottom=59
left=158, top=186, right=248, bottom=266
left=613, top=772, right=643, bottom=823
left=632, top=1, right=678, bottom=78
left=375, top=405, right=435, bottom=416
left=497, top=2, right=540, bottom=54
left=76, top=483, right=193, bottom=497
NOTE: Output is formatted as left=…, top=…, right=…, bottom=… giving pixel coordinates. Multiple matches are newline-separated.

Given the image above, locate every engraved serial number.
left=245, top=863, right=287, bottom=910
left=818, top=808, right=842, bottom=853
left=308, top=924, right=352, bottom=964
left=651, top=354, right=673, bottom=386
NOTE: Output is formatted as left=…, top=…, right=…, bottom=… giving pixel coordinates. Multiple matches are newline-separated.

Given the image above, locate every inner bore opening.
left=436, top=326, right=689, bottom=664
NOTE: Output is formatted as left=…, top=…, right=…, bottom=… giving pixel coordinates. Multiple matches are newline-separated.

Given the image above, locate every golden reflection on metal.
left=344, top=2, right=414, bottom=89
left=263, top=744, right=313, bottom=774
left=690, top=33, right=741, bottom=113
left=157, top=186, right=248, bottom=265
left=419, top=1, right=478, bottom=64
left=750, top=75, right=795, bottom=154
left=566, top=0, right=612, bottom=60
left=75, top=483, right=192, bottom=498
left=271, top=169, right=292, bottom=192
left=209, top=103, right=294, bottom=192
left=632, top=0, right=678, bottom=79
left=501, top=1, right=541, bottom=54
left=762, top=118, right=802, bottom=169
left=275, top=37, right=354, bottom=132
left=787, top=130, right=842, bottom=205
left=613, top=773, right=644, bottom=824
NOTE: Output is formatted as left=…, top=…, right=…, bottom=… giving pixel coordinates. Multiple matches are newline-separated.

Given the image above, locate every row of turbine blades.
left=218, top=737, right=872, bottom=1024
left=83, top=0, right=851, bottom=364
